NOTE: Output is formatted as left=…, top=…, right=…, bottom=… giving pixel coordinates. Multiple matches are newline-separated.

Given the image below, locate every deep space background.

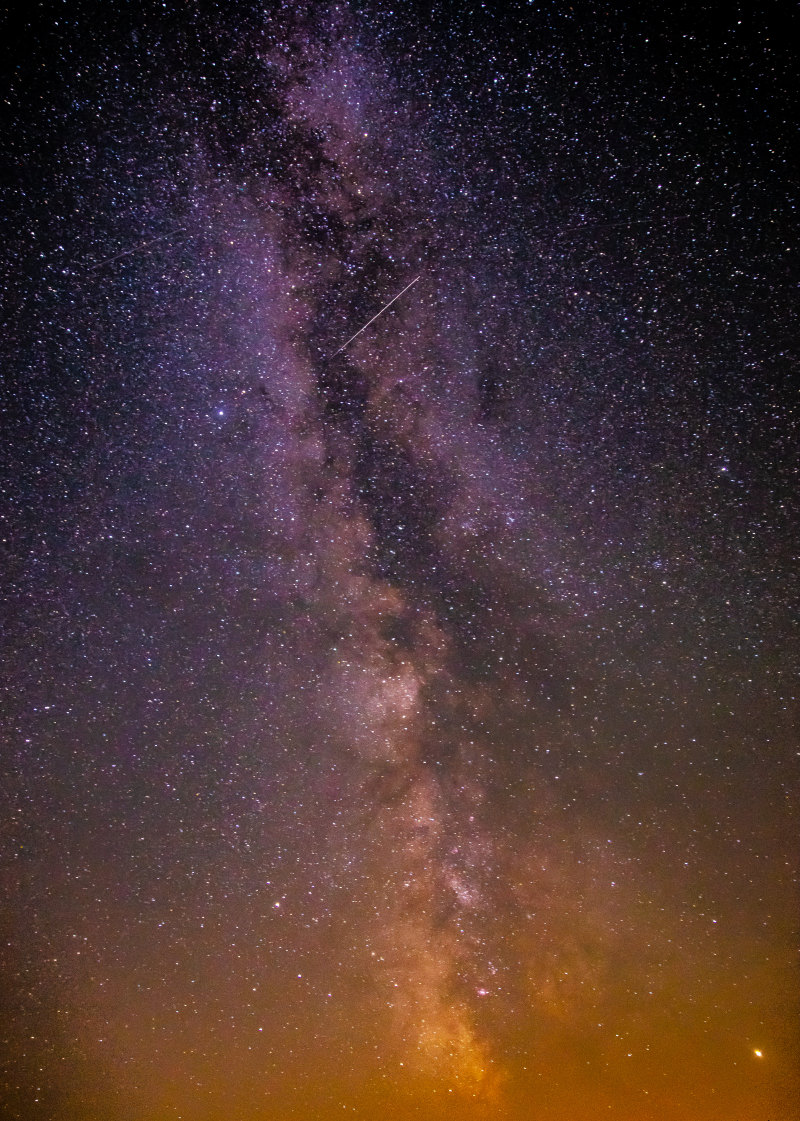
left=1, top=2, right=798, bottom=1118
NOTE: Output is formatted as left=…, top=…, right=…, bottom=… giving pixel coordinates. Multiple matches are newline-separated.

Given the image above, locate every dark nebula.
left=1, top=3, right=797, bottom=1119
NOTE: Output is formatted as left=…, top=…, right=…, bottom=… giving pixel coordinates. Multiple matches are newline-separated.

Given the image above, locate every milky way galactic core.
left=1, top=3, right=797, bottom=1119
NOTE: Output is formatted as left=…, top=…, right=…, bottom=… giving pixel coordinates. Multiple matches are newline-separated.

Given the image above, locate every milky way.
left=1, top=3, right=798, bottom=1119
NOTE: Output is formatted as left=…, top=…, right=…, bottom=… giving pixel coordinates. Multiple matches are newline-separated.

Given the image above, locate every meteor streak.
left=331, top=274, right=421, bottom=356
left=87, top=229, right=188, bottom=271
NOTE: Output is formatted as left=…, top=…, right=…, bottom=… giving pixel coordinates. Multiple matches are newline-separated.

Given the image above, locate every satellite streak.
left=332, top=275, right=421, bottom=356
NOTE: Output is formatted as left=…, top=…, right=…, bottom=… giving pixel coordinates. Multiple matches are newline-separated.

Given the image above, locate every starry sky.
left=1, top=2, right=798, bottom=1119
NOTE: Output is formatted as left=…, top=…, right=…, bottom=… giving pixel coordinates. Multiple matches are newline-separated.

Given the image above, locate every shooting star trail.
left=86, top=229, right=188, bottom=271
left=553, top=214, right=690, bottom=235
left=331, top=275, right=421, bottom=357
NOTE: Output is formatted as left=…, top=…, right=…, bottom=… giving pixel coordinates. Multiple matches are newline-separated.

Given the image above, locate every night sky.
left=1, top=2, right=798, bottom=1119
